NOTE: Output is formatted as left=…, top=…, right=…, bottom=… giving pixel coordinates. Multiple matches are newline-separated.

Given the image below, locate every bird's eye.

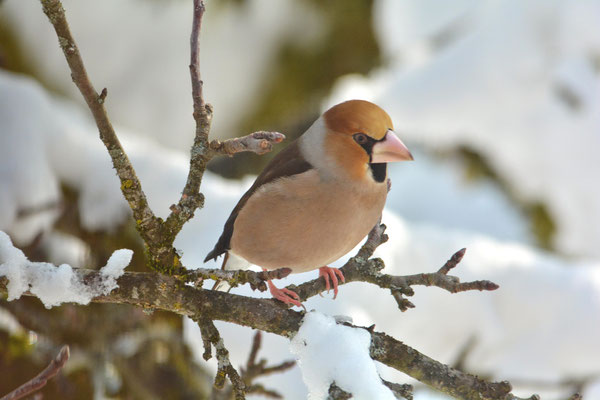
left=353, top=133, right=368, bottom=145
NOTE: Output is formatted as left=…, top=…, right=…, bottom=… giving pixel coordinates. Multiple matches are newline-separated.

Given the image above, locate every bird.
left=204, top=100, right=413, bottom=307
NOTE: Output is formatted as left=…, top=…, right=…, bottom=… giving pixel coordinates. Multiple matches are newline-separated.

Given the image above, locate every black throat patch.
left=369, top=163, right=387, bottom=183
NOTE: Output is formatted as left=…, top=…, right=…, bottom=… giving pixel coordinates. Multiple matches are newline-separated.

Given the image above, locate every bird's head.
left=301, top=100, right=413, bottom=182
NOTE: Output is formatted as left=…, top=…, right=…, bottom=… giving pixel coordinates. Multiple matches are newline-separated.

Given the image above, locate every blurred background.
left=1, top=0, right=599, bottom=399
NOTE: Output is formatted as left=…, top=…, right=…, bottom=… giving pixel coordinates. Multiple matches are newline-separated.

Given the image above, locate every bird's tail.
left=212, top=251, right=251, bottom=292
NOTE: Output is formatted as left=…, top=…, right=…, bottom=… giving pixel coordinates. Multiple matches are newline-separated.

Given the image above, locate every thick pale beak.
left=371, top=130, right=413, bottom=163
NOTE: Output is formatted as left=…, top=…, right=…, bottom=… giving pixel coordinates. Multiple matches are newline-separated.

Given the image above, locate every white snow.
left=326, top=0, right=600, bottom=258
left=386, top=150, right=531, bottom=244
left=0, top=72, right=62, bottom=244
left=0, top=0, right=322, bottom=151
left=2, top=1, right=600, bottom=395
left=0, top=231, right=132, bottom=309
left=290, top=311, right=395, bottom=400
left=2, top=67, right=600, bottom=398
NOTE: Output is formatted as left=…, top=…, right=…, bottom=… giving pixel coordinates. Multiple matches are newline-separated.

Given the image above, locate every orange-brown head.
left=324, top=100, right=393, bottom=140
left=313, top=100, right=412, bottom=182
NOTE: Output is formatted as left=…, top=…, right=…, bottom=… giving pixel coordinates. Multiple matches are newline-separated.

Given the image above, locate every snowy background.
left=1, top=0, right=600, bottom=399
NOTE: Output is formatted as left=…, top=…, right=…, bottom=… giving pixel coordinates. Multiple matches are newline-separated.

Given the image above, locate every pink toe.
left=267, top=280, right=303, bottom=308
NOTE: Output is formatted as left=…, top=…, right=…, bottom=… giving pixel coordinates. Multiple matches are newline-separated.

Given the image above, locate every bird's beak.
left=371, top=130, right=414, bottom=163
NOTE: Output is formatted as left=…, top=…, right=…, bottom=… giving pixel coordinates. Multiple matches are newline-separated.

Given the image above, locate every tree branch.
left=197, top=317, right=245, bottom=399
left=0, top=268, right=520, bottom=400
left=40, top=0, right=163, bottom=250
left=163, top=0, right=212, bottom=240
left=182, top=266, right=292, bottom=291
left=30, top=2, right=564, bottom=399
left=329, top=380, right=413, bottom=400
left=239, top=331, right=295, bottom=399
left=382, top=380, right=414, bottom=400
left=208, top=131, right=286, bottom=157
left=0, top=345, right=70, bottom=400
left=288, top=224, right=499, bottom=311
left=162, top=1, right=286, bottom=245
left=39, top=0, right=284, bottom=273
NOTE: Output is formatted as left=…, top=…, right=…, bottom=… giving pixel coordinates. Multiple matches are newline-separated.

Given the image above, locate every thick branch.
left=182, top=266, right=292, bottom=291
left=0, top=345, right=70, bottom=400
left=29, top=3, right=539, bottom=399
left=371, top=332, right=511, bottom=400
left=0, top=272, right=518, bottom=400
left=39, top=0, right=162, bottom=248
left=328, top=380, right=413, bottom=400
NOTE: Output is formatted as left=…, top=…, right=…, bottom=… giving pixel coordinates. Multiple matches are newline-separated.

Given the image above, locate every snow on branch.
left=30, top=1, right=579, bottom=399
left=39, top=0, right=284, bottom=273
left=0, top=231, right=131, bottom=308
left=0, top=234, right=530, bottom=400
left=290, top=312, right=397, bottom=399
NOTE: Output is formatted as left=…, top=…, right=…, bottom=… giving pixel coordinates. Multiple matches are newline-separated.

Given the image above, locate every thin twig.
left=197, top=318, right=246, bottom=399
left=328, top=384, right=352, bottom=400
left=210, top=331, right=292, bottom=399
left=504, top=395, right=541, bottom=400
left=239, top=331, right=295, bottom=399
left=163, top=2, right=286, bottom=241
left=208, top=131, right=286, bottom=157
left=40, top=0, right=284, bottom=274
left=355, top=221, right=389, bottom=261
left=439, top=248, right=467, bottom=274
left=163, top=0, right=211, bottom=238
left=288, top=223, right=499, bottom=311
left=0, top=345, right=70, bottom=400
left=16, top=201, right=63, bottom=219
left=39, top=0, right=161, bottom=247
left=246, top=331, right=262, bottom=369
left=382, top=380, right=414, bottom=400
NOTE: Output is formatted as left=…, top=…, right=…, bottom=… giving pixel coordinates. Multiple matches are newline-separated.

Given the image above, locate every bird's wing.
left=204, top=139, right=314, bottom=262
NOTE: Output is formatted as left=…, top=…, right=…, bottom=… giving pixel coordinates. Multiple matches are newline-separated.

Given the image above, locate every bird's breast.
left=230, top=170, right=387, bottom=272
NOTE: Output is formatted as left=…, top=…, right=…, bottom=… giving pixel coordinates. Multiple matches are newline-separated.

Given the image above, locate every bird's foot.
left=318, top=266, right=345, bottom=299
left=267, top=279, right=304, bottom=309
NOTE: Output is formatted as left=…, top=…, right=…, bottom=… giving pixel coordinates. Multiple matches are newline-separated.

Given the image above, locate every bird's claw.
left=318, top=266, right=345, bottom=299
left=267, top=280, right=304, bottom=309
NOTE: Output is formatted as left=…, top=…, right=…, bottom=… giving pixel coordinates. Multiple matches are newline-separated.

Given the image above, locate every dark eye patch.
left=353, top=133, right=377, bottom=158
left=352, top=133, right=387, bottom=183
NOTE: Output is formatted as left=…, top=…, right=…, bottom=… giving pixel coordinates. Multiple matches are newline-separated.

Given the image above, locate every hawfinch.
left=205, top=100, right=413, bottom=307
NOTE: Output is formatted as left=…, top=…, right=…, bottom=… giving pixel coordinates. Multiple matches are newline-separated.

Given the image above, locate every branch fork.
left=31, top=1, right=571, bottom=399
left=286, top=223, right=499, bottom=313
